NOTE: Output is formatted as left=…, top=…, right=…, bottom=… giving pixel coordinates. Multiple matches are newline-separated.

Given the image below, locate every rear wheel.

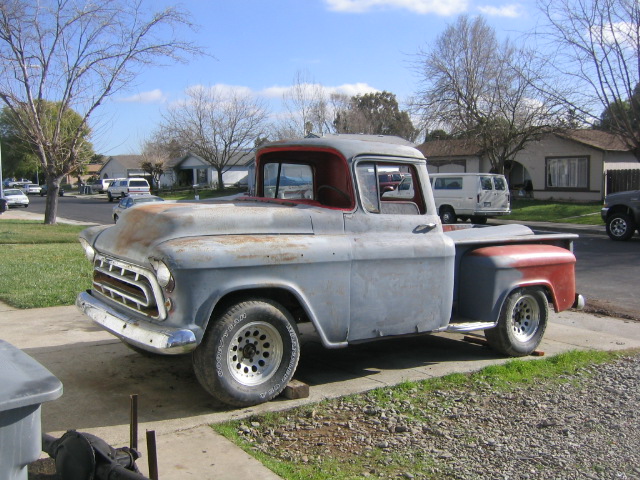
left=107, top=192, right=113, bottom=202
left=193, top=298, right=300, bottom=407
left=440, top=207, right=457, bottom=224
left=484, top=287, right=548, bottom=357
left=606, top=212, right=636, bottom=241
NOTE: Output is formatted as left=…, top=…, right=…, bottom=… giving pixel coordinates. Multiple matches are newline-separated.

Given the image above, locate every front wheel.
left=193, top=298, right=300, bottom=407
left=107, top=192, right=113, bottom=202
left=484, top=287, right=548, bottom=357
left=606, top=212, right=636, bottom=241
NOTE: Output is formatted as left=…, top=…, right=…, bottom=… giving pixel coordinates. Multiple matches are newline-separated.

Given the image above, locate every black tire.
left=470, top=216, right=487, bottom=224
left=484, top=287, right=548, bottom=357
left=107, top=192, right=113, bottom=202
left=113, top=214, right=118, bottom=223
left=193, top=298, right=300, bottom=407
left=440, top=206, right=457, bottom=224
left=606, top=212, right=636, bottom=241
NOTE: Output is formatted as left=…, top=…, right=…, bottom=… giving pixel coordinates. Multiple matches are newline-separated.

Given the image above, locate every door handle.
left=414, top=223, right=437, bottom=233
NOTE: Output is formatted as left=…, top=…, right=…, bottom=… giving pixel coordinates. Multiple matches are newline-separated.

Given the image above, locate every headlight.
left=149, top=257, right=174, bottom=289
left=79, top=238, right=95, bottom=262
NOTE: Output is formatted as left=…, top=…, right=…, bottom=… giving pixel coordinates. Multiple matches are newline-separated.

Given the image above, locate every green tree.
left=0, top=0, right=199, bottom=223
left=598, top=85, right=640, bottom=133
left=334, top=91, right=418, bottom=142
left=1, top=101, right=94, bottom=184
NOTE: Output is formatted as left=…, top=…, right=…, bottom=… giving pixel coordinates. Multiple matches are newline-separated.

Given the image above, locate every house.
left=417, top=130, right=640, bottom=202
left=98, top=155, right=145, bottom=180
left=165, top=151, right=255, bottom=189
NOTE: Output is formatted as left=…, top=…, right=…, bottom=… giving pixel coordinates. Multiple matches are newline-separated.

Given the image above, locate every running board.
left=445, top=321, right=496, bottom=333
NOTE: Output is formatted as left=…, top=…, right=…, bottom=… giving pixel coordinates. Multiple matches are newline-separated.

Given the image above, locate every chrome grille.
left=92, top=255, right=166, bottom=320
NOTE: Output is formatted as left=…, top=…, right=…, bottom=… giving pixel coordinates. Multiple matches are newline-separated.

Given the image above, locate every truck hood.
left=606, top=190, right=640, bottom=203
left=93, top=200, right=339, bottom=265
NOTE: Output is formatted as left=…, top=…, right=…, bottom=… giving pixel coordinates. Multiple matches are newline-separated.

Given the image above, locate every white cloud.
left=324, top=0, right=468, bottom=16
left=186, top=84, right=254, bottom=98
left=477, top=4, right=522, bottom=18
left=117, top=89, right=166, bottom=103
left=261, top=82, right=379, bottom=99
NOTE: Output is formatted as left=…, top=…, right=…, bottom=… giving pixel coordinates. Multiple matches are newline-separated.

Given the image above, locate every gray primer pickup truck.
left=77, top=135, right=584, bottom=406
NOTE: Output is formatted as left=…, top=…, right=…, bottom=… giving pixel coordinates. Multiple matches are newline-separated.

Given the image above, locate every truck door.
left=344, top=160, right=455, bottom=342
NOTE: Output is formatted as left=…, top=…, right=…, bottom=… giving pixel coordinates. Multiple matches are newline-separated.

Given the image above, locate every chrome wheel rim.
left=227, top=321, right=283, bottom=386
left=610, top=218, right=628, bottom=237
left=509, top=294, right=540, bottom=342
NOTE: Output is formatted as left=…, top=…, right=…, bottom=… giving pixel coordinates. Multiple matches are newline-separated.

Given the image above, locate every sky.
left=95, top=0, right=541, bottom=156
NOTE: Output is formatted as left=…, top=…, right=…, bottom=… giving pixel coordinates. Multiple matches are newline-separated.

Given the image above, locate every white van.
left=429, top=173, right=510, bottom=224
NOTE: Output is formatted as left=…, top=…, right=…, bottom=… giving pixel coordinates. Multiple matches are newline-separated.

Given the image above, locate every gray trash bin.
left=0, top=339, right=63, bottom=480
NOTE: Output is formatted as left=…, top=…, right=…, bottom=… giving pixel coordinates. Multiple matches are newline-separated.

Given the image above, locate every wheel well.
left=606, top=205, right=633, bottom=219
left=439, top=205, right=454, bottom=213
left=210, top=288, right=310, bottom=327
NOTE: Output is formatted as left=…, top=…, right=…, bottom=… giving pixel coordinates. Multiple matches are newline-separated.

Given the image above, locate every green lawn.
left=503, top=198, right=603, bottom=225
left=0, top=220, right=92, bottom=308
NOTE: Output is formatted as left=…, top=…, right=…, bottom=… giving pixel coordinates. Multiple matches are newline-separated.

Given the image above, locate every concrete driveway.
left=3, top=299, right=639, bottom=478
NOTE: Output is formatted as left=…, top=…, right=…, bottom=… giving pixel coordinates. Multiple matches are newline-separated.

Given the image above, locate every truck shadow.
left=25, top=332, right=501, bottom=434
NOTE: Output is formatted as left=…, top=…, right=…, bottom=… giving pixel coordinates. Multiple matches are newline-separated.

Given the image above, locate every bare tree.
left=273, top=71, right=335, bottom=139
left=140, top=138, right=171, bottom=193
left=160, top=86, right=269, bottom=190
left=412, top=15, right=563, bottom=174
left=536, top=0, right=640, bottom=155
left=0, top=0, right=200, bottom=223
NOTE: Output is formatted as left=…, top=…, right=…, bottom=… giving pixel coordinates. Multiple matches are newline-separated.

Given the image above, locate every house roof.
left=555, top=129, right=632, bottom=152
left=99, top=155, right=143, bottom=173
left=416, top=138, right=483, bottom=158
left=416, top=129, right=634, bottom=159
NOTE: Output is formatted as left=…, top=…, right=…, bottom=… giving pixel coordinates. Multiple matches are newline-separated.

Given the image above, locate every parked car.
left=3, top=178, right=30, bottom=187
left=3, top=188, right=29, bottom=207
left=91, top=179, right=112, bottom=194
left=39, top=184, right=65, bottom=197
left=112, top=195, right=164, bottom=223
left=429, top=173, right=511, bottom=224
left=21, top=183, right=42, bottom=195
left=601, top=189, right=640, bottom=241
left=378, top=172, right=405, bottom=192
left=107, top=178, right=151, bottom=202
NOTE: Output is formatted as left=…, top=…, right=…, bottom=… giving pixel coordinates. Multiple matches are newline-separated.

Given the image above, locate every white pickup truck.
left=77, top=135, right=583, bottom=406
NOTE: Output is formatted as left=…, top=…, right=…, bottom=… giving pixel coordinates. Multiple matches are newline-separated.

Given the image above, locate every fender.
left=457, top=244, right=577, bottom=322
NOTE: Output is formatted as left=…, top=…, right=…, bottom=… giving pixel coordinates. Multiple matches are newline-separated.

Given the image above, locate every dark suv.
left=378, top=173, right=404, bottom=193
left=601, top=189, right=640, bottom=241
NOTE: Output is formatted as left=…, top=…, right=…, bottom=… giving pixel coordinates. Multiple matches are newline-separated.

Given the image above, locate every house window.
left=546, top=157, right=589, bottom=189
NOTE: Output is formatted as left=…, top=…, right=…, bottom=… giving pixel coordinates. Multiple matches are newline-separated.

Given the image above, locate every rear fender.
left=457, top=244, right=577, bottom=322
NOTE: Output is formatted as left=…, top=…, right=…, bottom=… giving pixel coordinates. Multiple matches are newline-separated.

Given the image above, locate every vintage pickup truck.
left=76, top=135, right=584, bottom=407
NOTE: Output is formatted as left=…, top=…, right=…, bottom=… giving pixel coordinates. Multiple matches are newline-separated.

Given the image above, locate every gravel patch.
left=236, top=354, right=640, bottom=479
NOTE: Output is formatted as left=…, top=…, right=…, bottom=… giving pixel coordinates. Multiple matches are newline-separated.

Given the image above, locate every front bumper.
left=76, top=290, right=197, bottom=354
left=601, top=207, right=609, bottom=223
